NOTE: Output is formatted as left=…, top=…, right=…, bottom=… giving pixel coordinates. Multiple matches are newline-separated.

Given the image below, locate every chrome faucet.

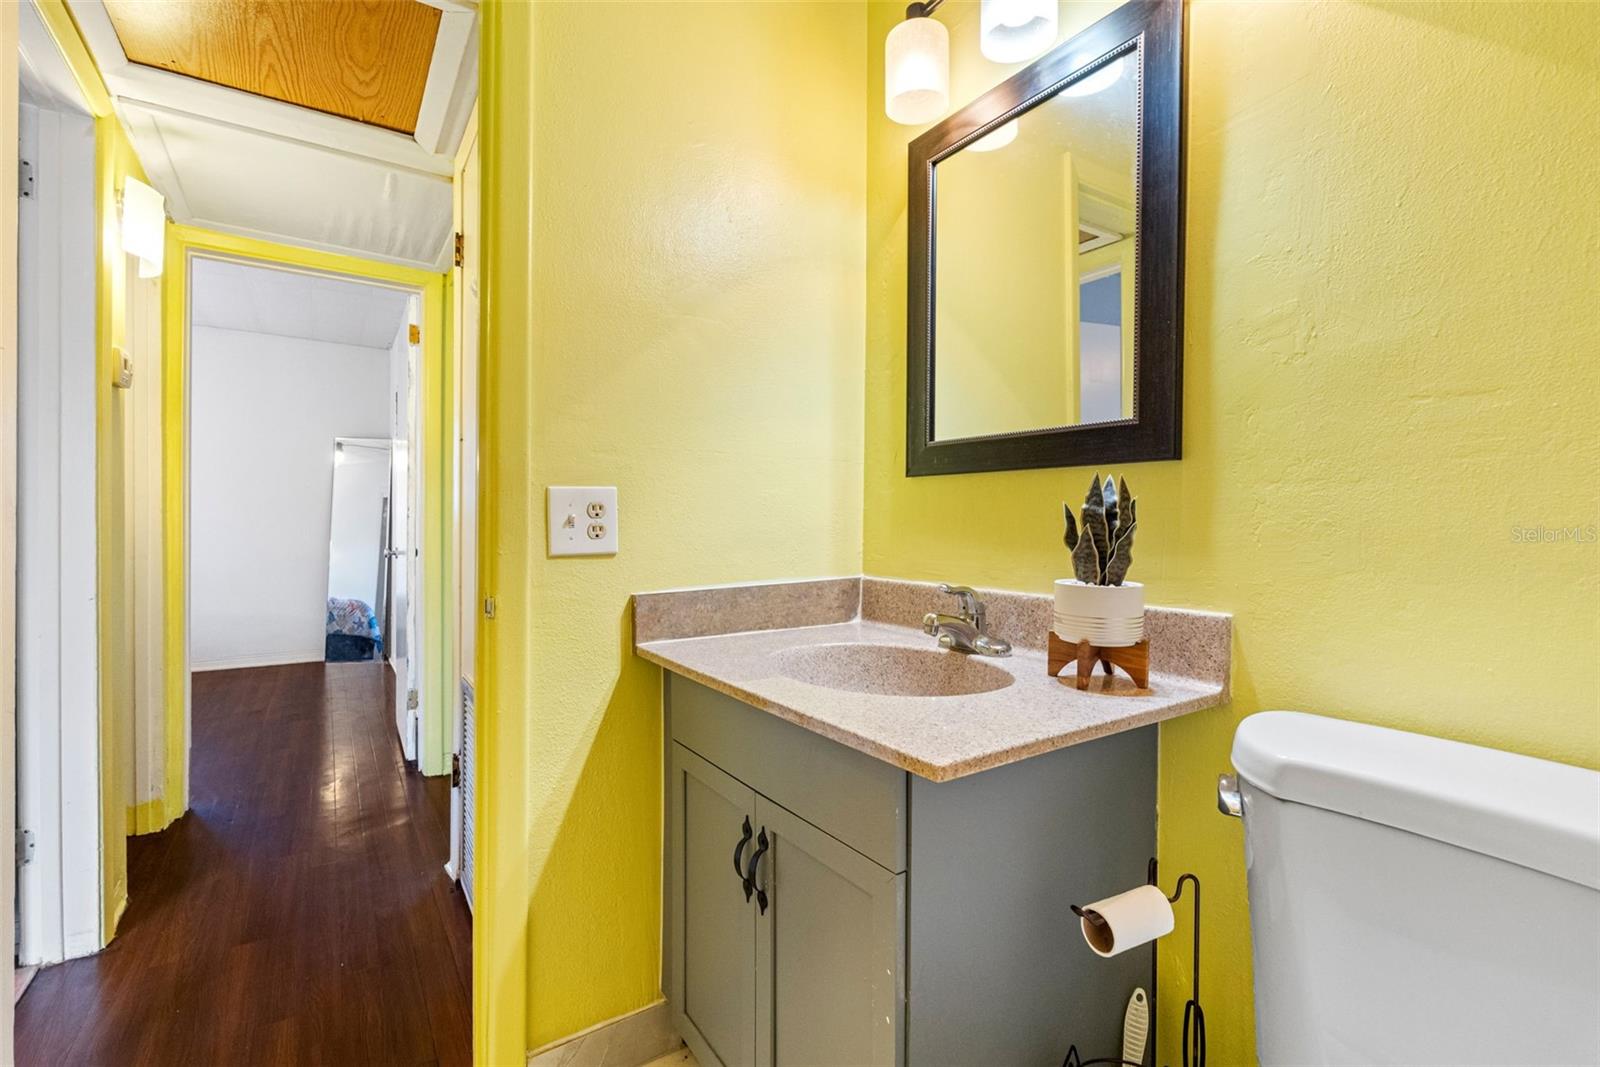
left=923, top=584, right=1012, bottom=657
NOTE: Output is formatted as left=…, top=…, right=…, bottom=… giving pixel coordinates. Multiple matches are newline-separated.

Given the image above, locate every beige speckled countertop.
left=634, top=577, right=1231, bottom=782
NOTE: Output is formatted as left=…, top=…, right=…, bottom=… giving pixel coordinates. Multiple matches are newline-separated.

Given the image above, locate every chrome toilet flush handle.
left=1216, top=774, right=1243, bottom=818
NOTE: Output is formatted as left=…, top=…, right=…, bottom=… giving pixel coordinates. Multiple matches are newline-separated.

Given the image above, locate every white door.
left=15, top=91, right=102, bottom=966
left=449, top=128, right=480, bottom=902
left=389, top=302, right=422, bottom=761
left=3, top=7, right=20, bottom=1051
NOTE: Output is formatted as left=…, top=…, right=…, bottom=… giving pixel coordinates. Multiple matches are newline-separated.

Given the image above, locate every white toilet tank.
left=1231, top=711, right=1600, bottom=1066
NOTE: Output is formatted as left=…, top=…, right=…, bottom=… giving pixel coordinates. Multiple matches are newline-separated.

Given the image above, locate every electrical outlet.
left=548, top=487, right=618, bottom=556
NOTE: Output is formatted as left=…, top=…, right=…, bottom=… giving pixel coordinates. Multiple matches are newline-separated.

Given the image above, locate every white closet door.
left=390, top=297, right=422, bottom=761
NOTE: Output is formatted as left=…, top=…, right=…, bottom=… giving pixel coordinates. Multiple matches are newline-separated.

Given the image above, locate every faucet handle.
left=937, top=583, right=983, bottom=623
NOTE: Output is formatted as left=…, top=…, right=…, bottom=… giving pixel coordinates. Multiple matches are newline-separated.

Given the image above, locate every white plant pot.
left=1053, top=579, right=1145, bottom=648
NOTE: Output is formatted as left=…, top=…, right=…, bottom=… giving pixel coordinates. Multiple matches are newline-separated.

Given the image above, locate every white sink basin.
left=771, top=642, right=1014, bottom=697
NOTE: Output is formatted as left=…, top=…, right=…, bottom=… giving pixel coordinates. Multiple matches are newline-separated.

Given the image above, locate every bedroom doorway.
left=186, top=255, right=413, bottom=665
left=185, top=254, right=431, bottom=762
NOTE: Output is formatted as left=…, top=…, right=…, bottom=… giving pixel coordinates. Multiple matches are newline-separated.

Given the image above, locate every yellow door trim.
left=160, top=225, right=453, bottom=825
left=476, top=1, right=531, bottom=1061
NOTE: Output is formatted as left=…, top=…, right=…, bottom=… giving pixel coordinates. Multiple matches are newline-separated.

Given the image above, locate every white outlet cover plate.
left=548, top=486, right=618, bottom=556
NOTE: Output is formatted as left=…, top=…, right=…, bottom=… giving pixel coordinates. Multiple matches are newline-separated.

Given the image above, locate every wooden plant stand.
left=1048, top=631, right=1150, bottom=691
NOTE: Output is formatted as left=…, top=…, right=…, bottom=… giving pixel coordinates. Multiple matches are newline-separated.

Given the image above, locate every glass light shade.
left=885, top=16, right=949, bottom=125
left=967, top=119, right=1018, bottom=152
left=121, top=176, right=165, bottom=277
left=1061, top=61, right=1124, bottom=97
left=980, top=0, right=1058, bottom=63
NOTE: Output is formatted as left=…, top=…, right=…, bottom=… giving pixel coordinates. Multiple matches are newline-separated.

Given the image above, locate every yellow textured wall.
left=865, top=3, right=1600, bottom=1063
left=482, top=1, right=867, bottom=1054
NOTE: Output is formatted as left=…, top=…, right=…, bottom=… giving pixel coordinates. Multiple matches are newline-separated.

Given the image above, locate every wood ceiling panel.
left=103, top=0, right=442, bottom=134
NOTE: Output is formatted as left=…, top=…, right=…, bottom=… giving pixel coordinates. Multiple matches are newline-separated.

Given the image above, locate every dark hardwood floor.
left=15, top=661, right=472, bottom=1067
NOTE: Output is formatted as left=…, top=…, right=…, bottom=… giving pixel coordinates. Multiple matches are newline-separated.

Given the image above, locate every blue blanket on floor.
left=326, top=597, right=383, bottom=652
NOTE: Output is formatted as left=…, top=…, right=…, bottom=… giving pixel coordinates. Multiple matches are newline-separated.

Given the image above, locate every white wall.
left=190, top=325, right=389, bottom=670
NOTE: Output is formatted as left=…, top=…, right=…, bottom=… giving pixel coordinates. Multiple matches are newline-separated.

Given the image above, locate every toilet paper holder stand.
left=1068, top=859, right=1206, bottom=1067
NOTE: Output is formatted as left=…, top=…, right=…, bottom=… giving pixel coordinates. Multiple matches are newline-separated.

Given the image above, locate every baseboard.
left=127, top=796, right=176, bottom=835
left=191, top=650, right=324, bottom=672
left=527, top=999, right=683, bottom=1067
left=106, top=880, right=129, bottom=942
left=15, top=965, right=39, bottom=1005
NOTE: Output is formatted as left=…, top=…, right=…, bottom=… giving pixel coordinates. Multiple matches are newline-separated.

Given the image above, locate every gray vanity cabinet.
left=752, top=796, right=904, bottom=1067
left=666, top=676, right=1156, bottom=1067
left=669, top=745, right=758, bottom=1067
left=669, top=742, right=903, bottom=1067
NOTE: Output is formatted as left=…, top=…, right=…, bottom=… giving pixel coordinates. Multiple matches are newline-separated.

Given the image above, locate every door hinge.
left=483, top=596, right=496, bottom=618
left=453, top=231, right=464, bottom=268
left=17, top=829, right=35, bottom=867
left=408, top=323, right=421, bottom=345
left=407, top=688, right=420, bottom=711
left=19, top=159, right=34, bottom=199
left=451, top=752, right=461, bottom=787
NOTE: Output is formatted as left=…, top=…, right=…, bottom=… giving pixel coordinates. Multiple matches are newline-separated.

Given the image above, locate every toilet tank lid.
left=1232, top=711, right=1600, bottom=890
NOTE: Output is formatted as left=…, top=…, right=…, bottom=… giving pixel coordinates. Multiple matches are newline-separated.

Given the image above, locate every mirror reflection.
left=932, top=50, right=1138, bottom=441
left=325, top=437, right=392, bottom=662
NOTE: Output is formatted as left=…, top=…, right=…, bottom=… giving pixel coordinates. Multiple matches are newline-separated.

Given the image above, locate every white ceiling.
left=122, top=105, right=455, bottom=268
left=19, top=2, right=92, bottom=115
left=65, top=0, right=477, bottom=271
left=191, top=257, right=412, bottom=350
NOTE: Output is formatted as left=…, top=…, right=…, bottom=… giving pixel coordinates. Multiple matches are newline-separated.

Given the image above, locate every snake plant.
left=1063, top=474, right=1136, bottom=585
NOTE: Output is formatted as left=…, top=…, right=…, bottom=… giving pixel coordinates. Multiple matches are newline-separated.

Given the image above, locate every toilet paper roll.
left=1078, top=885, right=1175, bottom=957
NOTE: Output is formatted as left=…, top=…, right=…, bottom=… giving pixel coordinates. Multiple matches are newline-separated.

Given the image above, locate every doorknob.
left=384, top=548, right=404, bottom=559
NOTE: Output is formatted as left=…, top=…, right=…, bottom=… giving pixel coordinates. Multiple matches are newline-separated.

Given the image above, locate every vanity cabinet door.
left=752, top=796, right=905, bottom=1067
left=670, top=744, right=758, bottom=1067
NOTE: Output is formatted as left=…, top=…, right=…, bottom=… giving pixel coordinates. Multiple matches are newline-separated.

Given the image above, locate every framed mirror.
left=907, top=0, right=1184, bottom=476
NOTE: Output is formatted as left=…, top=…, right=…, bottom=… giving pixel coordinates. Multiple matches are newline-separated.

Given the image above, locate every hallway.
left=14, top=662, right=471, bottom=1066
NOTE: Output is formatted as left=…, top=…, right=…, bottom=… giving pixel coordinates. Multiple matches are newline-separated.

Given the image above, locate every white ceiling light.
left=1061, top=60, right=1125, bottom=97
left=980, top=0, right=1058, bottom=64
left=968, top=120, right=1019, bottom=152
left=120, top=176, right=165, bottom=278
left=886, top=2, right=950, bottom=125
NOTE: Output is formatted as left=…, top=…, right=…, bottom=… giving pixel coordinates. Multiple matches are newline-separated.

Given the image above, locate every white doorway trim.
left=15, top=0, right=103, bottom=968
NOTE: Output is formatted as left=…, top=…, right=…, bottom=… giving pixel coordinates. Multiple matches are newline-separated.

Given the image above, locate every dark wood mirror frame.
left=906, top=0, right=1185, bottom=477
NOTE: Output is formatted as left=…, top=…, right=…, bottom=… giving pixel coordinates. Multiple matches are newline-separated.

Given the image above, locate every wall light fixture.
left=120, top=176, right=165, bottom=278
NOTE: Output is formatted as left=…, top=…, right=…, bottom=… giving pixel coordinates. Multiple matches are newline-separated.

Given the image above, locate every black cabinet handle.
left=745, top=828, right=770, bottom=913
left=732, top=816, right=754, bottom=900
